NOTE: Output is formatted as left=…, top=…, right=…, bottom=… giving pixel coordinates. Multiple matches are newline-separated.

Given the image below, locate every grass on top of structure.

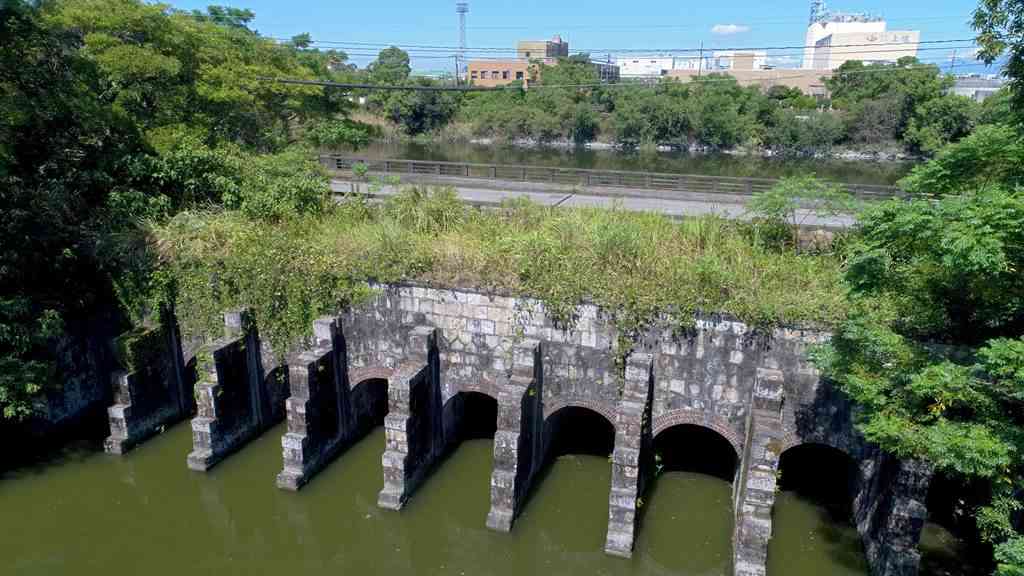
left=153, top=186, right=847, bottom=355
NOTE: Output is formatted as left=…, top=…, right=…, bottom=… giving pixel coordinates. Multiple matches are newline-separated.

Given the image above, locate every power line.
left=261, top=60, right=994, bottom=93
left=280, top=36, right=975, bottom=55
left=298, top=44, right=978, bottom=64
left=462, top=13, right=974, bottom=31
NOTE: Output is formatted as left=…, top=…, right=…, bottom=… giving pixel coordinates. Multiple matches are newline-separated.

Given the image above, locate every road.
left=329, top=179, right=857, bottom=229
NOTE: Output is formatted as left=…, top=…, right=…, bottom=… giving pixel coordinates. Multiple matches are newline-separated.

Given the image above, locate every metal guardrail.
left=321, top=155, right=903, bottom=200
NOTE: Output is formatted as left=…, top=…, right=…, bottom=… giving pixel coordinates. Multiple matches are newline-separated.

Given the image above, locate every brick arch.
left=543, top=397, right=617, bottom=431
left=652, top=409, right=743, bottom=456
left=348, top=366, right=394, bottom=389
left=456, top=381, right=500, bottom=403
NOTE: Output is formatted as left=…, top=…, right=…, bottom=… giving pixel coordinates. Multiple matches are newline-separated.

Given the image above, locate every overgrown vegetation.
left=152, top=190, right=846, bottom=355
left=807, top=3, right=1024, bottom=567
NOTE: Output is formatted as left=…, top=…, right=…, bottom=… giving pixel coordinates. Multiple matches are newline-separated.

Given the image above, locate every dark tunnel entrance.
left=778, top=443, right=858, bottom=520
left=445, top=391, right=498, bottom=442
left=350, top=378, right=389, bottom=432
left=544, top=406, right=615, bottom=458
left=653, top=424, right=738, bottom=482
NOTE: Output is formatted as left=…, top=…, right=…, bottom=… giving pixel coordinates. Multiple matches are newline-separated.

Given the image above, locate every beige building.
left=468, top=35, right=619, bottom=88
left=467, top=60, right=534, bottom=88
left=667, top=69, right=834, bottom=98
left=517, top=35, right=569, bottom=60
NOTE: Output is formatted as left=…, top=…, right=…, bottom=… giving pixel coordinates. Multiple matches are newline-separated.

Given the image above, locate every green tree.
left=764, top=109, right=845, bottom=157
left=0, top=0, right=146, bottom=418
left=190, top=5, right=255, bottom=29
left=904, top=94, right=979, bottom=156
left=900, top=124, right=1024, bottom=195
left=825, top=58, right=954, bottom=145
left=843, top=95, right=903, bottom=146
left=0, top=0, right=362, bottom=420
left=747, top=175, right=857, bottom=249
left=975, top=0, right=1024, bottom=116
left=377, top=78, right=461, bottom=136
left=814, top=186, right=1024, bottom=575
left=45, top=0, right=334, bottom=151
left=368, top=46, right=411, bottom=85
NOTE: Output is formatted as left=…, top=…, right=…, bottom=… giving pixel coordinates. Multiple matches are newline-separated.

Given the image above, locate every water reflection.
left=353, top=141, right=912, bottom=185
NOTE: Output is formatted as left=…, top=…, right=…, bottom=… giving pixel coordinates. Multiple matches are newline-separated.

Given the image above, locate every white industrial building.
left=616, top=56, right=678, bottom=78
left=712, top=51, right=768, bottom=71
left=802, top=1, right=920, bottom=70
left=618, top=51, right=768, bottom=78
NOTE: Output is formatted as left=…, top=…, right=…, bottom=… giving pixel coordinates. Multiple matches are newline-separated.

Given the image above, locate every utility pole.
left=950, top=49, right=958, bottom=74
left=456, top=2, right=469, bottom=83
left=698, top=41, right=704, bottom=77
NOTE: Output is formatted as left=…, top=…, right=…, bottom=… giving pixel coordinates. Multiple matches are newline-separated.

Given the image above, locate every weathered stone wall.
left=104, top=319, right=195, bottom=454
left=332, top=283, right=928, bottom=576
left=38, top=308, right=124, bottom=432
left=99, top=281, right=934, bottom=576
left=187, top=310, right=289, bottom=472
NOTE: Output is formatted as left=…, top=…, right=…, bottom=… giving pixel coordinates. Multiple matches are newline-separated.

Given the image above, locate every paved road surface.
left=329, top=180, right=856, bottom=229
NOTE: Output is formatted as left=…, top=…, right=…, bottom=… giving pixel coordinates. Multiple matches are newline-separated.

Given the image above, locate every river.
left=353, top=142, right=913, bottom=186
left=0, top=419, right=976, bottom=576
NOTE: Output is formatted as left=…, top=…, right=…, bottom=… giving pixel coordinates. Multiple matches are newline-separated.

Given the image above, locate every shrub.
left=900, top=124, right=1024, bottom=195
left=153, top=190, right=847, bottom=357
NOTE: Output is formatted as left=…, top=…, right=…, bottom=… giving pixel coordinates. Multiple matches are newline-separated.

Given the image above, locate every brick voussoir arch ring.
left=456, top=381, right=501, bottom=402
left=348, top=366, right=395, bottom=389
left=652, top=409, right=744, bottom=456
left=543, top=396, right=618, bottom=432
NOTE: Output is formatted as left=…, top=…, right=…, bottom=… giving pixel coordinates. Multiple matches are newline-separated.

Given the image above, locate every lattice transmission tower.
left=456, top=2, right=469, bottom=80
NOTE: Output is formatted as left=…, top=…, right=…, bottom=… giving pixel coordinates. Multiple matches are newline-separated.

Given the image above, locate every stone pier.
left=378, top=326, right=444, bottom=510
left=486, top=340, right=544, bottom=532
left=104, top=316, right=194, bottom=455
left=733, top=368, right=786, bottom=576
left=854, top=454, right=933, bottom=576
left=276, top=317, right=349, bottom=490
left=187, top=310, right=289, bottom=472
left=604, top=353, right=655, bottom=558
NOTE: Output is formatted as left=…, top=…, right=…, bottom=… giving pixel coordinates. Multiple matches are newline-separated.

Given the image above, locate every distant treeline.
left=352, top=49, right=1009, bottom=158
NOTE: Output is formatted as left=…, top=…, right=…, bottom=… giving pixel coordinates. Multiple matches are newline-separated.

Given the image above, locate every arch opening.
left=768, top=444, right=868, bottom=576
left=544, top=406, right=615, bottom=458
left=653, top=424, right=738, bottom=483
left=350, top=378, right=389, bottom=431
left=778, top=443, right=857, bottom=520
left=919, top=471, right=993, bottom=576
left=444, top=391, right=498, bottom=442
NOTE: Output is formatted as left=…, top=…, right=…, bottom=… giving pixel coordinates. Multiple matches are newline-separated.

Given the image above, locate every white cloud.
left=711, top=24, right=750, bottom=35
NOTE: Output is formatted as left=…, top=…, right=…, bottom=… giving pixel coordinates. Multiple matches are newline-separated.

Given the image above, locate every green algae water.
left=768, top=491, right=868, bottom=576
left=1, top=422, right=882, bottom=576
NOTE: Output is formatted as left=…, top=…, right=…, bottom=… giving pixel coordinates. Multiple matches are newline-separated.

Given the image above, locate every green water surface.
left=0, top=422, right=899, bottom=576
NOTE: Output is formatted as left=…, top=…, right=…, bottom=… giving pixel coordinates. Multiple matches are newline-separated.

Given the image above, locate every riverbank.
left=343, top=141, right=913, bottom=186
left=453, top=137, right=919, bottom=163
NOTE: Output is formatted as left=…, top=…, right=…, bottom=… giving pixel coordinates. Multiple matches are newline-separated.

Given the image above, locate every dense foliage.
left=813, top=187, right=1024, bottom=574
left=0, top=0, right=366, bottom=419
left=900, top=124, right=1024, bottom=195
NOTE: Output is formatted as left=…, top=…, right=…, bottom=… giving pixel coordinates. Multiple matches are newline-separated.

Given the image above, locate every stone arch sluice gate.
left=103, top=283, right=933, bottom=576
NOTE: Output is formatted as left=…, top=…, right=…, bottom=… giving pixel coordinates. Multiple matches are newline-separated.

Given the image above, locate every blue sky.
left=165, top=0, right=985, bottom=72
